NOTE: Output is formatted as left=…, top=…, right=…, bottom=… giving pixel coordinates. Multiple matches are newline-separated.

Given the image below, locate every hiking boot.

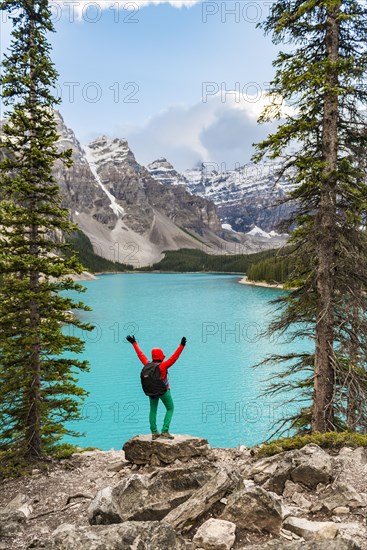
left=151, top=432, right=161, bottom=440
left=159, top=432, right=174, bottom=440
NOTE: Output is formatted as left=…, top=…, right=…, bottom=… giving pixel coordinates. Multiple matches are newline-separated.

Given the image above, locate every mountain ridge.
left=148, top=157, right=296, bottom=233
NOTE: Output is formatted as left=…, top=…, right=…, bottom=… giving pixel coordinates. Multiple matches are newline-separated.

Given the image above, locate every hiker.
left=126, top=334, right=186, bottom=440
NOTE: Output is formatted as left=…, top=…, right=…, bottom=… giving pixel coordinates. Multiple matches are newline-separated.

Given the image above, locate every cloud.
left=64, top=0, right=202, bottom=20
left=110, top=92, right=286, bottom=171
left=128, top=1, right=201, bottom=7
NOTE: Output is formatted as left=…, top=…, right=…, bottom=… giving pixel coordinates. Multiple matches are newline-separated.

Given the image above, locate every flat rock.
left=123, top=434, right=211, bottom=465
left=333, top=506, right=349, bottom=515
left=220, top=484, right=282, bottom=535
left=283, top=516, right=339, bottom=540
left=106, top=460, right=130, bottom=473
left=192, top=518, right=236, bottom=550
left=28, top=520, right=192, bottom=550
left=88, top=464, right=214, bottom=525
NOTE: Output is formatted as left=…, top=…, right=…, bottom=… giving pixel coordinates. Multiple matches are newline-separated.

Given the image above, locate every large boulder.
left=122, top=434, right=212, bottom=465
left=283, top=516, right=339, bottom=541
left=28, top=521, right=193, bottom=550
left=290, top=444, right=333, bottom=489
left=88, top=464, right=214, bottom=525
left=220, top=484, right=282, bottom=535
left=164, top=466, right=241, bottom=533
left=192, top=518, right=236, bottom=550
left=249, top=444, right=333, bottom=494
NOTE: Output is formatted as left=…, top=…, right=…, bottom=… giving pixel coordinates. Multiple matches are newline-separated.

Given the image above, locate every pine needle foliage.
left=252, top=0, right=367, bottom=435
left=0, top=0, right=93, bottom=462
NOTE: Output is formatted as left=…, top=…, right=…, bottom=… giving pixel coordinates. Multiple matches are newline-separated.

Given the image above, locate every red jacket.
left=132, top=342, right=184, bottom=390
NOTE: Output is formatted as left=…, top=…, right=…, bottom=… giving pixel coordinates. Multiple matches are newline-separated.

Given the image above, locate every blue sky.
left=1, top=1, right=281, bottom=170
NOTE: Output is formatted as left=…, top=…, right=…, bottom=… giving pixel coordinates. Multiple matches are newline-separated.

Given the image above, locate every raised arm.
left=126, top=335, right=149, bottom=365
left=160, top=337, right=187, bottom=369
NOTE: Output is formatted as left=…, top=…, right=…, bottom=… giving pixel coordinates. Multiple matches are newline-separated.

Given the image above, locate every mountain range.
left=147, top=158, right=296, bottom=234
left=1, top=112, right=291, bottom=268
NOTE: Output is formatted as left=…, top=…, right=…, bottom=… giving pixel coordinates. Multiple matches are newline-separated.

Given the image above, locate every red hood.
left=151, top=348, right=165, bottom=361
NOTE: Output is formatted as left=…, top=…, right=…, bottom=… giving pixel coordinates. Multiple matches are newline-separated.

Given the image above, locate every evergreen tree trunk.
left=312, top=2, right=340, bottom=432
left=26, top=231, right=42, bottom=459
left=25, top=15, right=42, bottom=459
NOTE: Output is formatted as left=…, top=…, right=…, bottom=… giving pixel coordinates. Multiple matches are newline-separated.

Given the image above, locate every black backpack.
left=140, top=361, right=167, bottom=398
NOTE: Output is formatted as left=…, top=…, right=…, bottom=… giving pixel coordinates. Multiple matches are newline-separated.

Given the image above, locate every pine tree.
left=0, top=0, right=93, bottom=462
left=253, top=0, right=367, bottom=434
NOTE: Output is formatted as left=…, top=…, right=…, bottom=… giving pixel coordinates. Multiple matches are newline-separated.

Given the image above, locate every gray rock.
left=122, top=434, right=211, bottom=465
left=192, top=518, right=236, bottom=550
left=283, top=480, right=303, bottom=499
left=333, top=506, right=350, bottom=515
left=3, top=493, right=33, bottom=518
left=291, top=491, right=312, bottom=510
left=249, top=454, right=294, bottom=494
left=290, top=444, right=333, bottom=489
left=316, top=482, right=366, bottom=512
left=28, top=520, right=191, bottom=549
left=106, top=460, right=130, bottom=473
left=0, top=509, right=27, bottom=536
left=237, top=538, right=361, bottom=549
left=88, top=464, right=213, bottom=525
left=0, top=493, right=33, bottom=537
left=164, top=466, right=241, bottom=533
left=220, top=485, right=282, bottom=535
left=249, top=444, right=333, bottom=494
left=338, top=446, right=367, bottom=465
left=283, top=516, right=339, bottom=540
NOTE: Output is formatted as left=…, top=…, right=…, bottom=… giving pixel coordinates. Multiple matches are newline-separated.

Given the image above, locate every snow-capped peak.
left=147, top=157, right=188, bottom=187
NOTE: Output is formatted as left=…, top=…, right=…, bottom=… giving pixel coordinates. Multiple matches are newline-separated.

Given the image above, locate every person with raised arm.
left=126, top=335, right=186, bottom=440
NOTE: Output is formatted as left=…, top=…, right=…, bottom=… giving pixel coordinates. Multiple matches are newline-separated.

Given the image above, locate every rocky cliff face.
left=54, top=114, right=117, bottom=229
left=85, top=136, right=223, bottom=238
left=148, top=158, right=297, bottom=233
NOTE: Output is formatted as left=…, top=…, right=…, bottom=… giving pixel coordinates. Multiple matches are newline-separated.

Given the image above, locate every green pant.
left=149, top=389, right=174, bottom=433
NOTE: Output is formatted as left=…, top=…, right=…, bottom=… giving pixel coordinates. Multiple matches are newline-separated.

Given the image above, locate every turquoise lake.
left=64, top=273, right=308, bottom=449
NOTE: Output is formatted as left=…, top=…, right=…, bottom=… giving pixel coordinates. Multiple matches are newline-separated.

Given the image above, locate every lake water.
left=63, top=273, right=308, bottom=450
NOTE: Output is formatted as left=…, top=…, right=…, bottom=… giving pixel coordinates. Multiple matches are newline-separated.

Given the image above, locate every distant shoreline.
left=238, top=275, right=284, bottom=289
left=93, top=270, right=245, bottom=276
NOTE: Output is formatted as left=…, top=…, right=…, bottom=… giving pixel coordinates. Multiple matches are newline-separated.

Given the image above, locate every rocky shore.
left=0, top=435, right=366, bottom=549
left=238, top=276, right=284, bottom=289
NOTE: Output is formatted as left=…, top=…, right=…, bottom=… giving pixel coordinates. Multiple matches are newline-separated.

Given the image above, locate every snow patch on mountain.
left=83, top=143, right=125, bottom=218
left=246, top=226, right=271, bottom=239
left=221, top=223, right=238, bottom=232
